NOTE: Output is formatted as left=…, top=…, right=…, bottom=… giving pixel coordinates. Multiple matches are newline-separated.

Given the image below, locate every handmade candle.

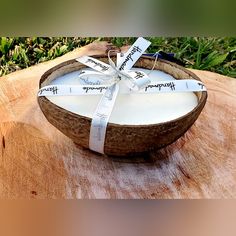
left=47, top=68, right=198, bottom=125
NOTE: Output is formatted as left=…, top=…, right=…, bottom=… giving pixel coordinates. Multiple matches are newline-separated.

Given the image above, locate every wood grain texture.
left=0, top=42, right=236, bottom=199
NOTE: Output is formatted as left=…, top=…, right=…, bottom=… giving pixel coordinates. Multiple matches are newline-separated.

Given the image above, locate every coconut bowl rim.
left=38, top=55, right=208, bottom=129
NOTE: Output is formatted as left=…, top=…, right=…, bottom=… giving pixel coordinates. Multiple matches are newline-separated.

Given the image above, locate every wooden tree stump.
left=0, top=42, right=235, bottom=199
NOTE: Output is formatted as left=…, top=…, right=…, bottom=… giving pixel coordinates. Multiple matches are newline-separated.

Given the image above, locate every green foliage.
left=0, top=37, right=235, bottom=77
left=145, top=37, right=236, bottom=77
left=0, top=37, right=13, bottom=54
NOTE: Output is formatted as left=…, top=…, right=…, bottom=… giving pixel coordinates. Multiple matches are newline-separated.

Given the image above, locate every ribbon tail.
left=76, top=56, right=114, bottom=75
left=121, top=70, right=151, bottom=91
left=89, top=83, right=120, bottom=154
left=118, top=37, right=151, bottom=70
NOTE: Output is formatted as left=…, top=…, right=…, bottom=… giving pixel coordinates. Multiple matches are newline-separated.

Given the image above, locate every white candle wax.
left=47, top=68, right=198, bottom=125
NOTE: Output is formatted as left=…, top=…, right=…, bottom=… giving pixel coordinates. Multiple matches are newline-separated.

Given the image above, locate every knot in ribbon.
left=77, top=43, right=152, bottom=92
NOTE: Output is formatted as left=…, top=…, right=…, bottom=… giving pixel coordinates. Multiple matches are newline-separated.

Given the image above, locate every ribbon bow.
left=38, top=37, right=207, bottom=154
left=76, top=37, right=152, bottom=153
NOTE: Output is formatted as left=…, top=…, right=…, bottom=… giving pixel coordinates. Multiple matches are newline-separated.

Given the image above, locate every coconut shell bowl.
left=38, top=55, right=207, bottom=156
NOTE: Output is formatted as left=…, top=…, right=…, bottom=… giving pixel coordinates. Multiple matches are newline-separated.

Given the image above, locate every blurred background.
left=0, top=200, right=236, bottom=236
left=0, top=37, right=235, bottom=77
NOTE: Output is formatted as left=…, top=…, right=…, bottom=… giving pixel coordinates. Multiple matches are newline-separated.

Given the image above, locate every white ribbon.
left=38, top=37, right=207, bottom=154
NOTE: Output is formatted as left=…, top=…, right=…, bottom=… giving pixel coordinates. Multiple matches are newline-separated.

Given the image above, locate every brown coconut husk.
left=38, top=56, right=207, bottom=156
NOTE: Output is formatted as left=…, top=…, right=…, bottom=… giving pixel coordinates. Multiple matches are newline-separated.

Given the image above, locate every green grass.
left=0, top=37, right=235, bottom=77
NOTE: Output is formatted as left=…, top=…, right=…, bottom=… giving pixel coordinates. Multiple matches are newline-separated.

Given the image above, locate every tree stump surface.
left=0, top=42, right=235, bottom=199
